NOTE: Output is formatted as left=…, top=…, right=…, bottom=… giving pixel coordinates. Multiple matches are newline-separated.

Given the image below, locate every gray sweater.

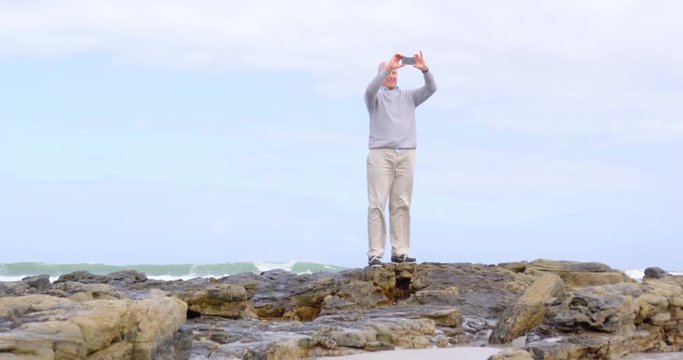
left=364, top=69, right=437, bottom=149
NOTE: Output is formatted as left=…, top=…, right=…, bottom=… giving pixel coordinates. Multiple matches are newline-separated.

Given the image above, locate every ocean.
left=0, top=261, right=347, bottom=282
left=0, top=262, right=681, bottom=283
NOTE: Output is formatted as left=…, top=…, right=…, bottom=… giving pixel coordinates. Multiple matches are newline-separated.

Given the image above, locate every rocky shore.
left=1, top=260, right=682, bottom=359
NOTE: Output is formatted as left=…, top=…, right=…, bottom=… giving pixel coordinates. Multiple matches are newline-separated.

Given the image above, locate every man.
left=364, top=51, right=437, bottom=267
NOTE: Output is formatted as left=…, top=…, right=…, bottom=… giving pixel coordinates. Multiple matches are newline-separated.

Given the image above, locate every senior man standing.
left=364, top=51, right=437, bottom=267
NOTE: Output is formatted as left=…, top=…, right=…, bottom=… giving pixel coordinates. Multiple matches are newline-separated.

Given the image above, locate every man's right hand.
left=385, top=53, right=405, bottom=72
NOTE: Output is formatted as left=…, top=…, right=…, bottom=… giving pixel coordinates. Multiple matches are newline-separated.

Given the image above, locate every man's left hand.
left=414, top=50, right=429, bottom=72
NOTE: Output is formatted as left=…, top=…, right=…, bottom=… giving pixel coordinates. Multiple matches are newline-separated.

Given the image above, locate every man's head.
left=378, top=61, right=398, bottom=90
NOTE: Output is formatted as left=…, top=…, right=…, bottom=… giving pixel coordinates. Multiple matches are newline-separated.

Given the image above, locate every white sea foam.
left=254, top=261, right=296, bottom=273
left=626, top=269, right=646, bottom=282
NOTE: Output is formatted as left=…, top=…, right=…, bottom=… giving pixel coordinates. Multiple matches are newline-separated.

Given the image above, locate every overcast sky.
left=1, top=1, right=682, bottom=270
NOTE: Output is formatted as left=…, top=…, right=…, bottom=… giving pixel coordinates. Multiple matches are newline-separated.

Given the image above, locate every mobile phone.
left=401, top=57, right=416, bottom=65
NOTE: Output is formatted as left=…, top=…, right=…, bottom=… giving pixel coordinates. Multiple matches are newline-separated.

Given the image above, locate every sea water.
left=0, top=261, right=347, bottom=282
left=1, top=263, right=681, bottom=283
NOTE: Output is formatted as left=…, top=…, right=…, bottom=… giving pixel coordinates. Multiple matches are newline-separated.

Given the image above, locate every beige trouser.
left=367, top=148, right=416, bottom=259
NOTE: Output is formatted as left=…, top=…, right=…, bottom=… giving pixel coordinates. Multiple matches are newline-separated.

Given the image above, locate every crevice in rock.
left=187, top=309, right=202, bottom=319
left=292, top=303, right=322, bottom=321
left=392, top=276, right=412, bottom=303
left=395, top=277, right=411, bottom=300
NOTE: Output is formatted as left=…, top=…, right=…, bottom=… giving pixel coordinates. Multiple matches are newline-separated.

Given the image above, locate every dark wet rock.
left=0, top=276, right=55, bottom=297
left=52, top=270, right=147, bottom=286
left=22, top=274, right=51, bottom=290
left=409, top=262, right=534, bottom=318
left=55, top=270, right=108, bottom=284
left=106, top=270, right=148, bottom=283
left=0, top=281, right=28, bottom=297
left=645, top=267, right=671, bottom=280
left=247, top=271, right=338, bottom=321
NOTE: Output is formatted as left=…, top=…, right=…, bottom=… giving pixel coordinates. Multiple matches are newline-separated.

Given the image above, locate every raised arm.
left=365, top=69, right=388, bottom=110
left=364, top=54, right=404, bottom=110
left=410, top=51, right=437, bottom=106
left=412, top=70, right=437, bottom=106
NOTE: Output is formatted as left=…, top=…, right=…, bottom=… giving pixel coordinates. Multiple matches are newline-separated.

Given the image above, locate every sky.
left=1, top=1, right=682, bottom=270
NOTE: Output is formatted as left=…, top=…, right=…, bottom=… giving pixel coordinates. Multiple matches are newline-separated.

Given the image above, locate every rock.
left=359, top=304, right=463, bottom=331
left=3, top=321, right=85, bottom=358
left=498, top=261, right=529, bottom=274
left=246, top=271, right=338, bottom=321
left=527, top=339, right=596, bottom=360
left=319, top=295, right=362, bottom=317
left=635, top=293, right=669, bottom=324
left=88, top=341, right=134, bottom=359
left=489, top=272, right=564, bottom=343
left=183, top=284, right=249, bottom=318
left=337, top=280, right=388, bottom=308
left=527, top=330, right=667, bottom=360
left=366, top=317, right=435, bottom=348
left=650, top=312, right=671, bottom=326
left=332, top=329, right=373, bottom=348
left=107, top=270, right=148, bottom=283
left=358, top=266, right=397, bottom=297
left=3, top=260, right=683, bottom=360
left=435, top=335, right=449, bottom=347
left=643, top=278, right=683, bottom=299
left=21, top=275, right=51, bottom=290
left=410, top=263, right=533, bottom=318
left=263, top=340, right=309, bottom=360
left=527, top=259, right=614, bottom=273
left=526, top=259, right=632, bottom=288
left=418, top=307, right=462, bottom=328
left=128, top=290, right=189, bottom=358
left=218, top=272, right=262, bottom=298
left=549, top=285, right=636, bottom=333
left=644, top=267, right=671, bottom=280
left=463, top=317, right=489, bottom=334
left=414, top=286, right=460, bottom=304
left=488, top=348, right=533, bottom=360
left=55, top=271, right=108, bottom=284
left=0, top=281, right=29, bottom=297
left=51, top=282, right=116, bottom=302
left=0, top=290, right=188, bottom=360
left=52, top=270, right=147, bottom=287
left=0, top=294, right=72, bottom=319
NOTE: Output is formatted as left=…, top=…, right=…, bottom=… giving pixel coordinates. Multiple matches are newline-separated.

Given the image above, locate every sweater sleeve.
left=411, top=70, right=437, bottom=107
left=365, top=70, right=388, bottom=111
